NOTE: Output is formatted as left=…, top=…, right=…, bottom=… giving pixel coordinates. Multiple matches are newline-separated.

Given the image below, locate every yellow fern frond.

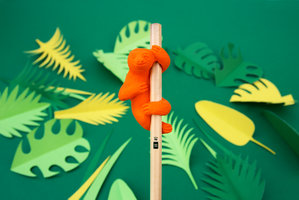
left=230, top=78, right=295, bottom=106
left=26, top=28, right=86, bottom=81
left=54, top=93, right=129, bottom=125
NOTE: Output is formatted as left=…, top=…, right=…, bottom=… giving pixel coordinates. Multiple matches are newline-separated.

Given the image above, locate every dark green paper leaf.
left=263, top=110, right=299, bottom=156
left=215, top=43, right=263, bottom=87
left=174, top=42, right=219, bottom=79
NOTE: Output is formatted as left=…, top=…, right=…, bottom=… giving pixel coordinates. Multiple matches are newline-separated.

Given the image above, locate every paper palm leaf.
left=108, top=179, right=137, bottom=200
left=26, top=28, right=86, bottom=81
left=54, top=93, right=129, bottom=125
left=263, top=110, right=299, bottom=156
left=202, top=141, right=266, bottom=200
left=215, top=43, right=263, bottom=87
left=10, top=64, right=70, bottom=108
left=93, top=20, right=151, bottom=82
left=174, top=42, right=219, bottom=79
left=162, top=112, right=199, bottom=190
left=11, top=119, right=90, bottom=178
left=0, top=86, right=49, bottom=138
left=230, top=78, right=295, bottom=106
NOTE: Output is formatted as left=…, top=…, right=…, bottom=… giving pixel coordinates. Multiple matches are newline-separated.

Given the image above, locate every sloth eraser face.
left=128, top=48, right=156, bottom=72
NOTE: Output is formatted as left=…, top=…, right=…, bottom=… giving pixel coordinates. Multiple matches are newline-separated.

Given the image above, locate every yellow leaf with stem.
left=54, top=93, right=129, bottom=125
left=26, top=28, right=86, bottom=81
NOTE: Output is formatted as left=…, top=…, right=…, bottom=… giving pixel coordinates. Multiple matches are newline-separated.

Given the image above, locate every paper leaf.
left=93, top=51, right=128, bottom=82
left=26, top=28, right=86, bottom=81
left=195, top=100, right=275, bottom=154
left=11, top=119, right=90, bottom=178
left=83, top=138, right=131, bottom=200
left=93, top=20, right=151, bottom=82
left=54, top=93, right=129, bottom=125
left=10, top=64, right=70, bottom=108
left=215, top=43, right=263, bottom=87
left=162, top=112, right=199, bottom=190
left=108, top=179, right=137, bottom=200
left=0, top=86, right=49, bottom=138
left=68, top=157, right=109, bottom=200
left=230, top=78, right=295, bottom=106
left=174, top=42, right=219, bottom=79
left=202, top=151, right=266, bottom=200
left=263, top=110, right=299, bottom=156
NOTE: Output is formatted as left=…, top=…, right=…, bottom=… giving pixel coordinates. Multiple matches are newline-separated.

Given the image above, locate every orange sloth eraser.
left=118, top=45, right=172, bottom=134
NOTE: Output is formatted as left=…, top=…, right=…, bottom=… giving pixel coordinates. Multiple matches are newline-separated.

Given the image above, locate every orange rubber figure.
left=118, top=45, right=172, bottom=133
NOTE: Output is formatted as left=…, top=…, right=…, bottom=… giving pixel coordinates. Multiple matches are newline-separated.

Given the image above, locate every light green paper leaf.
left=215, top=43, right=263, bottom=87
left=162, top=112, right=199, bottom=190
left=202, top=151, right=266, bottom=200
left=0, top=85, right=50, bottom=138
left=93, top=20, right=151, bottom=82
left=10, top=119, right=90, bottom=178
left=263, top=110, right=299, bottom=156
left=108, top=179, right=137, bottom=200
left=83, top=138, right=131, bottom=200
left=174, top=42, right=219, bottom=79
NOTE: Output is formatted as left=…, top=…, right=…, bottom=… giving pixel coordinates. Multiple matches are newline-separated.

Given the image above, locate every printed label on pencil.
left=153, top=142, right=159, bottom=149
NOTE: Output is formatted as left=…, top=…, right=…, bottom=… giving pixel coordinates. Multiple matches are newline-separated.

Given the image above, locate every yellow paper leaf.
left=195, top=100, right=275, bottom=155
left=68, top=156, right=110, bottom=200
left=230, top=78, right=295, bottom=106
left=26, top=28, right=86, bottom=81
left=54, top=93, right=129, bottom=125
left=53, top=87, right=94, bottom=96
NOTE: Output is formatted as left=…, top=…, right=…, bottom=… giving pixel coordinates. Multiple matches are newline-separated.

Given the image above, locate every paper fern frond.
left=54, top=93, right=129, bottom=125
left=26, top=28, right=86, bottom=81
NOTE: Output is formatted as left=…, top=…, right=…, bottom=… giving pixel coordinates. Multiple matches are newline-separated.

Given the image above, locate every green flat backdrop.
left=0, top=0, right=299, bottom=199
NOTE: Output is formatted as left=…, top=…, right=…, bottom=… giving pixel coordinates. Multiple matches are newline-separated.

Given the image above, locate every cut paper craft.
left=11, top=119, right=90, bottom=178
left=0, top=86, right=49, bottom=138
left=68, top=157, right=110, bottom=200
left=83, top=138, right=131, bottom=200
left=82, top=129, right=113, bottom=182
left=230, top=78, right=295, bottom=106
left=55, top=93, right=129, bottom=125
left=174, top=42, right=219, bottom=79
left=201, top=140, right=266, bottom=200
left=11, top=64, right=69, bottom=108
left=263, top=110, right=299, bottom=156
left=93, top=20, right=151, bottom=82
left=195, top=100, right=275, bottom=154
left=215, top=43, right=263, bottom=87
left=108, top=179, right=137, bottom=200
left=162, top=112, right=199, bottom=190
left=26, top=28, right=86, bottom=81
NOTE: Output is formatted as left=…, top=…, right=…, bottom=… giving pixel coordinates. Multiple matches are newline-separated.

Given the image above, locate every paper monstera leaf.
left=55, top=93, right=128, bottom=125
left=195, top=100, right=275, bottom=155
left=11, top=119, right=90, bottom=178
left=201, top=140, right=266, bottom=200
left=0, top=86, right=49, bottom=138
left=230, top=78, right=295, bottom=106
left=26, top=28, right=86, bottom=81
left=174, top=42, right=219, bottom=79
left=93, top=20, right=151, bottom=82
left=215, top=43, right=263, bottom=87
left=162, top=112, right=199, bottom=190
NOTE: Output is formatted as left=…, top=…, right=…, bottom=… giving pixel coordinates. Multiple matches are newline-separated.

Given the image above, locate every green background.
left=0, top=0, right=299, bottom=199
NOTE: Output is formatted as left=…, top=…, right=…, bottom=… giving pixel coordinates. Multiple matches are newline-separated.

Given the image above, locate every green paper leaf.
left=263, top=110, right=299, bottom=156
left=82, top=129, right=113, bottom=182
left=83, top=138, right=131, bottom=200
left=174, top=42, right=219, bottom=79
left=93, top=20, right=151, bottom=82
left=162, top=112, right=199, bottom=190
left=10, top=119, right=90, bottom=178
left=108, top=179, right=137, bottom=200
left=215, top=43, right=263, bottom=87
left=202, top=152, right=266, bottom=200
left=10, top=64, right=69, bottom=108
left=0, top=86, right=50, bottom=138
